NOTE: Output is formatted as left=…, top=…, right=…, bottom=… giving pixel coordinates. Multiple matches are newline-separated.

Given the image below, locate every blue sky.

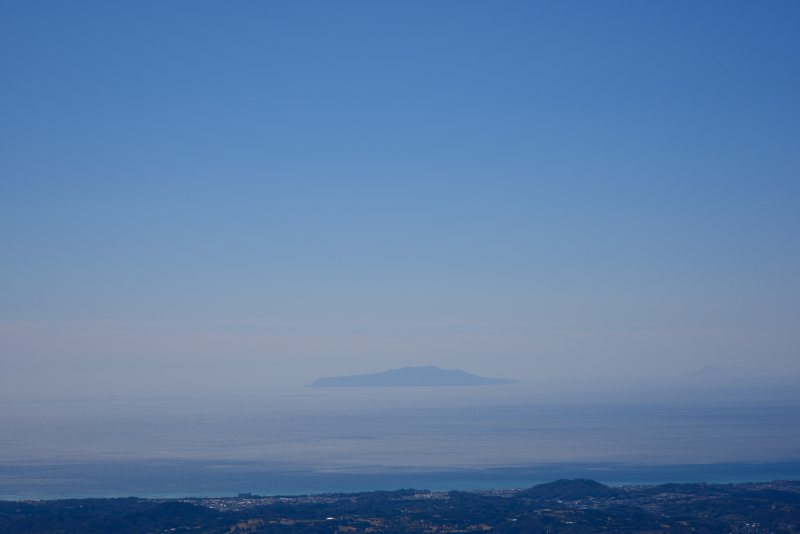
left=1, top=2, right=799, bottom=395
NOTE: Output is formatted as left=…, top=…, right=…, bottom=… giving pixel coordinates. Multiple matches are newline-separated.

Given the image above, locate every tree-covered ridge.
left=1, top=480, right=799, bottom=534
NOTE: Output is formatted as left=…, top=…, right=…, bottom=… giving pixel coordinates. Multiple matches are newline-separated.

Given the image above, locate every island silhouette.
left=309, top=366, right=518, bottom=387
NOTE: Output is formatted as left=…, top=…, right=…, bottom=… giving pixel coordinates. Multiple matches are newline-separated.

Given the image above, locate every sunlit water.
left=1, top=382, right=799, bottom=498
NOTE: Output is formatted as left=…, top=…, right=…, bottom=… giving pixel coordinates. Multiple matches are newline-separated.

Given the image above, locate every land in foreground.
left=2, top=479, right=799, bottom=533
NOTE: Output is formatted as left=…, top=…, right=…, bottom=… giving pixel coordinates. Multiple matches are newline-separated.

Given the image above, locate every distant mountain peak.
left=309, top=366, right=519, bottom=387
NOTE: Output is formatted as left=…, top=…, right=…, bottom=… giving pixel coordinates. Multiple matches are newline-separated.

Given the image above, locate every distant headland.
left=309, top=366, right=519, bottom=387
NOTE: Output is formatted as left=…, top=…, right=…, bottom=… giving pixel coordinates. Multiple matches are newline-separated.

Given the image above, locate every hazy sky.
left=2, top=2, right=799, bottom=396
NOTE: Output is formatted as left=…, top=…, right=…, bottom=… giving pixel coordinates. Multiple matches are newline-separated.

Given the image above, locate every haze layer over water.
left=2, top=381, right=798, bottom=499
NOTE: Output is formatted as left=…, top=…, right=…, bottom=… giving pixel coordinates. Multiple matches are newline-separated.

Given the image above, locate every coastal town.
left=4, top=479, right=799, bottom=533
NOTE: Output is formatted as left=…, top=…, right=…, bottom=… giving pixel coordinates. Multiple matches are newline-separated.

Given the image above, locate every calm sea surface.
left=1, top=383, right=799, bottom=499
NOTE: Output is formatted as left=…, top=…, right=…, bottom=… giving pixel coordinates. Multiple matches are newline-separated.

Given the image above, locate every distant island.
left=684, top=365, right=729, bottom=376
left=309, top=366, right=519, bottom=387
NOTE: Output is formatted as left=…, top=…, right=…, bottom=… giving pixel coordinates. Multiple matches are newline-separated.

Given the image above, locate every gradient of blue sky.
left=1, top=2, right=799, bottom=395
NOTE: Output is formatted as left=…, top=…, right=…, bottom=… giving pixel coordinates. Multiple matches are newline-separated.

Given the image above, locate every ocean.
left=1, top=381, right=799, bottom=499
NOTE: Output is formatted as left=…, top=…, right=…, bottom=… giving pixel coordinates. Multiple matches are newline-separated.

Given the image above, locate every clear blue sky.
left=1, top=2, right=799, bottom=395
